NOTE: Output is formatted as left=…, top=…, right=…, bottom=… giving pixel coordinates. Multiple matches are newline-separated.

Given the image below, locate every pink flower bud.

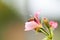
left=49, top=21, right=58, bottom=29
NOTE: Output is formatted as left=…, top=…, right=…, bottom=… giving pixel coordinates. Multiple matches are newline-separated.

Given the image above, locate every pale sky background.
left=3, top=0, right=60, bottom=20
left=12, top=0, right=60, bottom=20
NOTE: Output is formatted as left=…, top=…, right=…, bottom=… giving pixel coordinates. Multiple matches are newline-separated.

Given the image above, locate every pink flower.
left=25, top=11, right=42, bottom=31
left=49, top=21, right=58, bottom=29
left=25, top=21, right=38, bottom=31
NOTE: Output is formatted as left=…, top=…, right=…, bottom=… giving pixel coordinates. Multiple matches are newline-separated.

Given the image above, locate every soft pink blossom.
left=25, top=11, right=41, bottom=31
left=49, top=21, right=58, bottom=28
left=25, top=21, right=38, bottom=31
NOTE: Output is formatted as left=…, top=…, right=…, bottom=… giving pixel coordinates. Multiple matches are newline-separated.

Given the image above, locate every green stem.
left=40, top=28, right=49, bottom=36
left=43, top=35, right=53, bottom=40
left=48, top=28, right=53, bottom=40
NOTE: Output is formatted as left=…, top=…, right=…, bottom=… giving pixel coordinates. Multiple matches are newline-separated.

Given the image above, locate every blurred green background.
left=0, top=0, right=60, bottom=40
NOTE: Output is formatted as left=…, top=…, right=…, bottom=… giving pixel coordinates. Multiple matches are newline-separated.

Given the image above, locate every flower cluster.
left=25, top=11, right=58, bottom=40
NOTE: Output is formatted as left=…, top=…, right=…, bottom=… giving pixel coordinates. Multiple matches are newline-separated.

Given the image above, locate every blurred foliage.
left=0, top=1, right=24, bottom=40
left=0, top=1, right=24, bottom=29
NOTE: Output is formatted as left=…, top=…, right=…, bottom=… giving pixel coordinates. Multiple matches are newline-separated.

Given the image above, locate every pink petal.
left=34, top=10, right=40, bottom=18
left=34, top=10, right=40, bottom=24
left=34, top=12, right=39, bottom=18
left=49, top=21, right=58, bottom=29
left=25, top=21, right=38, bottom=31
